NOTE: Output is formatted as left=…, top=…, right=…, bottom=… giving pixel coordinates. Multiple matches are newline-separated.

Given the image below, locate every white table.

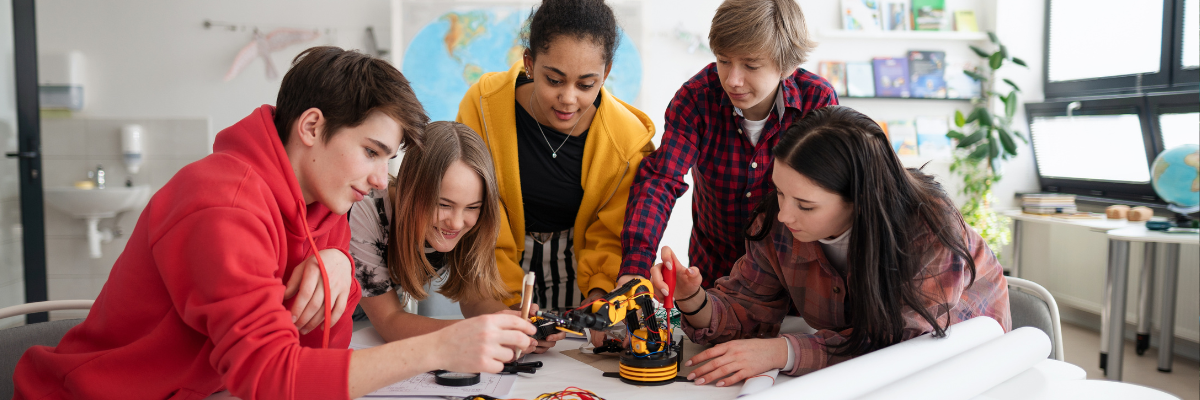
left=1102, top=226, right=1199, bottom=381
left=1002, top=210, right=1179, bottom=380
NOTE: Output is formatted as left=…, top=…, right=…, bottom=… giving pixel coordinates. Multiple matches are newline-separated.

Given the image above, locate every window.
left=1031, top=114, right=1151, bottom=183
left=1158, top=112, right=1199, bottom=149
left=1047, top=0, right=1164, bottom=82
left=1029, top=1, right=1197, bottom=203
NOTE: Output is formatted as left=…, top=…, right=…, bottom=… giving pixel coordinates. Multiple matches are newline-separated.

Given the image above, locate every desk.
left=1102, top=226, right=1199, bottom=381
left=1002, top=210, right=1175, bottom=380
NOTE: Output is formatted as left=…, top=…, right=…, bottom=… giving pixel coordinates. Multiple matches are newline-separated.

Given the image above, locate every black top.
left=514, top=75, right=602, bottom=233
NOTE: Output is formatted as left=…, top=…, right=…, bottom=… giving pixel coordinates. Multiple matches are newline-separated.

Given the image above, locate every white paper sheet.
left=748, top=316, right=1005, bottom=400
left=859, top=327, right=1051, bottom=400
left=737, top=368, right=779, bottom=398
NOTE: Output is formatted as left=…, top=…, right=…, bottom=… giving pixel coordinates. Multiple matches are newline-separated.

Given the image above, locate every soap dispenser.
left=121, top=124, right=144, bottom=174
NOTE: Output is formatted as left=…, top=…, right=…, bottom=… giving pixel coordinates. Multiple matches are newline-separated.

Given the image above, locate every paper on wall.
left=748, top=316, right=1005, bottom=400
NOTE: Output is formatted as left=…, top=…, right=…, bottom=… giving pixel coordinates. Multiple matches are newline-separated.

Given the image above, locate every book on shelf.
left=846, top=61, right=875, bottom=97
left=876, top=119, right=889, bottom=137
left=954, top=10, right=979, bottom=32
left=915, top=116, right=952, bottom=158
left=880, top=0, right=911, bottom=31
left=873, top=57, right=910, bottom=98
left=888, top=119, right=918, bottom=156
left=818, top=61, right=848, bottom=96
left=841, top=0, right=882, bottom=31
left=908, top=50, right=947, bottom=99
left=944, top=57, right=981, bottom=99
left=912, top=0, right=946, bottom=31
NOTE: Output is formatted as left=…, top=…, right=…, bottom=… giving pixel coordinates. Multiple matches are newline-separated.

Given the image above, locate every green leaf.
left=988, top=137, right=1000, bottom=159
left=970, top=108, right=992, bottom=127
left=1003, top=78, right=1021, bottom=92
left=954, top=110, right=966, bottom=127
left=987, top=31, right=999, bottom=44
left=1010, top=128, right=1028, bottom=143
left=999, top=44, right=1009, bottom=60
left=969, top=45, right=991, bottom=58
left=968, top=143, right=989, bottom=160
left=957, top=129, right=987, bottom=148
left=964, top=70, right=986, bottom=82
left=1012, top=57, right=1028, bottom=67
left=998, top=127, right=1018, bottom=155
left=989, top=52, right=1004, bottom=69
left=947, top=130, right=965, bottom=140
left=1004, top=92, right=1018, bottom=119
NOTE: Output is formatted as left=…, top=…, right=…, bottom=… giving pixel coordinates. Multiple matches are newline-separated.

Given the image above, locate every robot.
left=529, top=278, right=682, bottom=385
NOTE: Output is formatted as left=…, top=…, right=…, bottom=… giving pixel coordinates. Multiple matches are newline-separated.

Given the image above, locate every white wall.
left=36, top=0, right=392, bottom=142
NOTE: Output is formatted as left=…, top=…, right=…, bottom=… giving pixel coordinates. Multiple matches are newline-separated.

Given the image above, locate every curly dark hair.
left=522, top=0, right=620, bottom=65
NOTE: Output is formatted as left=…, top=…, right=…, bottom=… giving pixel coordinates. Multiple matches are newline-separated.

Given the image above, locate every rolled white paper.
left=748, top=316, right=1004, bottom=400
left=859, top=327, right=1051, bottom=400
left=737, top=368, right=779, bottom=398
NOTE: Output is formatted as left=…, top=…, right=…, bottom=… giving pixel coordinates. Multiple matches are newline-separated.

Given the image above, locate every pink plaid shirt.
left=683, top=216, right=1011, bottom=376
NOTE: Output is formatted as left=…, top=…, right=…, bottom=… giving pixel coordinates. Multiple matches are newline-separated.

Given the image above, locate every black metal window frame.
left=1042, top=0, right=1198, bottom=98
left=1025, top=92, right=1199, bottom=205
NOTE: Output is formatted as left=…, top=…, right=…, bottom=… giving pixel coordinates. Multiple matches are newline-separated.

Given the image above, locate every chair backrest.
left=0, top=300, right=94, bottom=399
left=1006, top=277, right=1064, bottom=361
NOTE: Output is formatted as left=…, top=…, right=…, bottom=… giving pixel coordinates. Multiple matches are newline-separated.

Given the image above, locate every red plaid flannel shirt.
left=683, top=217, right=1012, bottom=376
left=620, top=63, right=838, bottom=286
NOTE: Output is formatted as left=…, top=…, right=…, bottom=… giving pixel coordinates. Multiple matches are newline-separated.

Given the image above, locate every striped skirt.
left=522, top=228, right=581, bottom=310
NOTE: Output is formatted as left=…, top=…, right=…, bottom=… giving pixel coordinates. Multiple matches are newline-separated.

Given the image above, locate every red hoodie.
left=14, top=106, right=362, bottom=400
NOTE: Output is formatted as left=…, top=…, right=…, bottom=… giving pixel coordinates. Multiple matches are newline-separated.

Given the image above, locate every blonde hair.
left=709, top=0, right=816, bottom=73
left=386, top=121, right=506, bottom=303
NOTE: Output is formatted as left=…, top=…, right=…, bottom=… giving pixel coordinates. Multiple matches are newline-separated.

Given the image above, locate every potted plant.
left=946, top=32, right=1028, bottom=263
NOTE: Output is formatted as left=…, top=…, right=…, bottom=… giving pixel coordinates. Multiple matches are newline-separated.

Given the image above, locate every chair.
left=0, top=300, right=94, bottom=399
left=1006, top=277, right=1064, bottom=361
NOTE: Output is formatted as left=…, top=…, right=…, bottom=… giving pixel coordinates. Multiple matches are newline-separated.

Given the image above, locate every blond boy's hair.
left=709, top=0, right=816, bottom=74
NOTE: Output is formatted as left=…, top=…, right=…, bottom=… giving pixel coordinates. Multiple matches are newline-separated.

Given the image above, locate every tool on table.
left=528, top=278, right=681, bottom=386
left=432, top=370, right=481, bottom=387
left=500, top=360, right=543, bottom=374
left=515, top=271, right=535, bottom=361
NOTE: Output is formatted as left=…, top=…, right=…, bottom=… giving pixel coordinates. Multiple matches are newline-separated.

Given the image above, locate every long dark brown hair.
left=746, top=105, right=976, bottom=357
left=387, top=121, right=506, bottom=303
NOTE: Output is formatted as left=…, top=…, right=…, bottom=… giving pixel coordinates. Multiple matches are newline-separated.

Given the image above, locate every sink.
left=45, top=185, right=151, bottom=218
left=44, top=185, right=151, bottom=259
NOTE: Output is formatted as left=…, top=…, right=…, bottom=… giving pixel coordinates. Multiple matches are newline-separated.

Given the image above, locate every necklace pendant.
left=552, top=153, right=557, bottom=159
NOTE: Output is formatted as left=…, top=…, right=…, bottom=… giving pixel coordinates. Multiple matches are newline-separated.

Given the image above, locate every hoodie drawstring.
left=297, top=200, right=332, bottom=349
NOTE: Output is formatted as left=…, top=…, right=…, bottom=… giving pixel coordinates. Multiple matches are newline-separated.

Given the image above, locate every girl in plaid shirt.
left=650, top=106, right=1011, bottom=385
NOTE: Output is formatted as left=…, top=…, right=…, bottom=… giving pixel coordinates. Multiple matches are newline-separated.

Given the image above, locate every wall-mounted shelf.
left=819, top=29, right=989, bottom=41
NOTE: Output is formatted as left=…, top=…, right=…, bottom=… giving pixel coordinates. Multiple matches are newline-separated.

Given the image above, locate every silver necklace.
left=528, top=88, right=587, bottom=159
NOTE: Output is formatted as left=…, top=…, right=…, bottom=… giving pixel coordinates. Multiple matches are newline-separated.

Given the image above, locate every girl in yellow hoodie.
left=456, top=0, right=655, bottom=312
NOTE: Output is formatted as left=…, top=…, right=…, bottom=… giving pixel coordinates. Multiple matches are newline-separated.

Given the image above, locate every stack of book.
left=1022, top=193, right=1077, bottom=215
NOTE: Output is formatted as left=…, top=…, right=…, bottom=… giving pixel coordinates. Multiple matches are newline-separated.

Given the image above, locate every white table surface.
left=1001, top=209, right=1155, bottom=232
left=1106, top=226, right=1200, bottom=244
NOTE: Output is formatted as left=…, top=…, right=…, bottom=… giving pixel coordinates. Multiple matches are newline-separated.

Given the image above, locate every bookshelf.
left=818, top=29, right=989, bottom=42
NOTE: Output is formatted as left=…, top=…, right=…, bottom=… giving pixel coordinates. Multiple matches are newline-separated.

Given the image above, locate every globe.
left=401, top=8, right=643, bottom=122
left=1150, top=144, right=1200, bottom=209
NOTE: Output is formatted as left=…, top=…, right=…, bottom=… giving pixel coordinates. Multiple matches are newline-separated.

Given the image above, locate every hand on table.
left=284, top=248, right=352, bottom=334
left=685, top=337, right=789, bottom=387
left=434, top=314, right=537, bottom=373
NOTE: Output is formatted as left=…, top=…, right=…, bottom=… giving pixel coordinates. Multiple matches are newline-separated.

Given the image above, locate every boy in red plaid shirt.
left=618, top=0, right=838, bottom=291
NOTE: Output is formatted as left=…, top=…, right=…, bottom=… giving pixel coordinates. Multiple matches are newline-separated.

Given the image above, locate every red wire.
left=297, top=200, right=332, bottom=349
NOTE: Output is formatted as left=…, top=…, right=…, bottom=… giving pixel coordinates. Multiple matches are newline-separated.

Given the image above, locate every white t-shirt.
left=818, top=228, right=852, bottom=274
left=734, top=83, right=786, bottom=146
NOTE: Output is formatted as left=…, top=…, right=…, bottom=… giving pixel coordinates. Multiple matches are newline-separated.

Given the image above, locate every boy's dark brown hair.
left=274, top=46, right=429, bottom=150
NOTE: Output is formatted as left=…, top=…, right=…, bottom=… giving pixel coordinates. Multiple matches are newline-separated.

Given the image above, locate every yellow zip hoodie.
left=457, top=62, right=655, bottom=306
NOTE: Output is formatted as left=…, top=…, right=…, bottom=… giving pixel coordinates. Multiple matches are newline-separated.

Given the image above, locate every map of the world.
left=401, top=8, right=643, bottom=122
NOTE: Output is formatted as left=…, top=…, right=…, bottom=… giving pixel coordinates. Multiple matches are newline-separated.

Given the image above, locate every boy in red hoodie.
left=14, top=47, right=536, bottom=400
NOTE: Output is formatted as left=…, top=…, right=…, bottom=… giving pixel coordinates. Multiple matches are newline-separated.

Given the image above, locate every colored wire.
left=532, top=386, right=606, bottom=400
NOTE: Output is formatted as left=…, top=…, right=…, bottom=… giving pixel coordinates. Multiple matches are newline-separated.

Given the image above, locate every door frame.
left=12, top=0, right=47, bottom=324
